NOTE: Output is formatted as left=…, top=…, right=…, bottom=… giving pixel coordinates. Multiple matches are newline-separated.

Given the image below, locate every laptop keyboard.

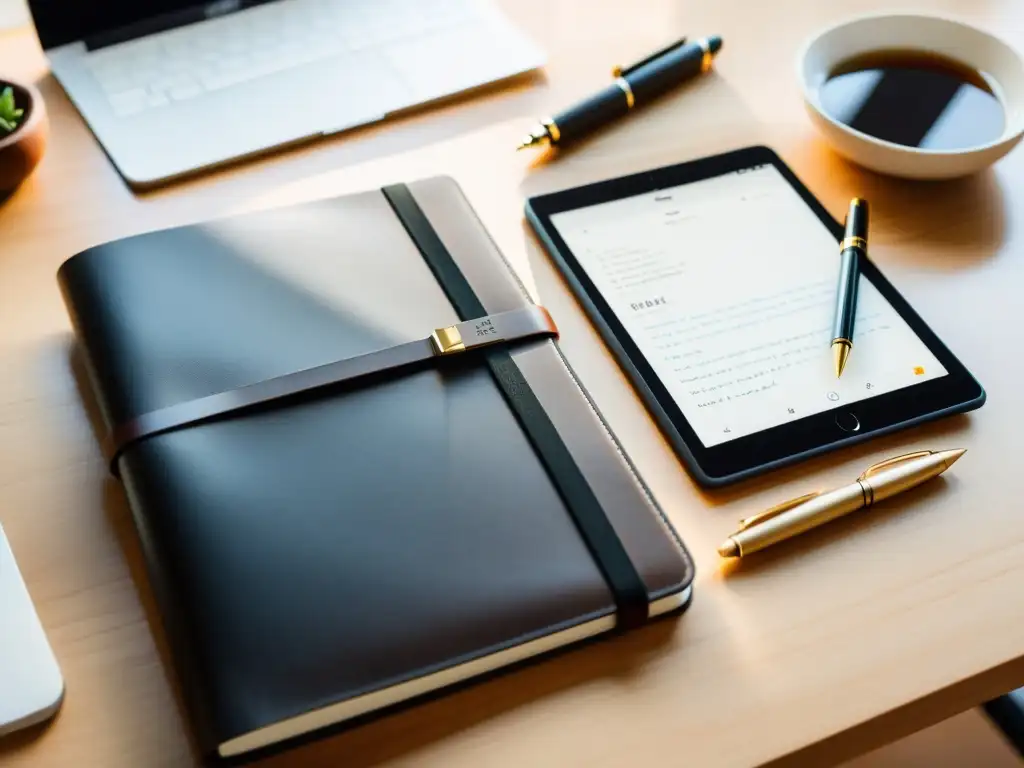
left=86, top=0, right=481, bottom=117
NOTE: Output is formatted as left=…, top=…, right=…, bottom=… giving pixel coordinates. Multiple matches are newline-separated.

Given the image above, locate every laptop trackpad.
left=316, top=51, right=411, bottom=135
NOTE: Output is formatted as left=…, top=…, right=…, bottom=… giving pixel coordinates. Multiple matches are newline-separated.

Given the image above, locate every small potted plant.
left=0, top=78, right=47, bottom=195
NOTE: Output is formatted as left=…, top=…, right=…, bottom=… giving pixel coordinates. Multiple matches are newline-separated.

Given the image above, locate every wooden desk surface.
left=2, top=1, right=1024, bottom=766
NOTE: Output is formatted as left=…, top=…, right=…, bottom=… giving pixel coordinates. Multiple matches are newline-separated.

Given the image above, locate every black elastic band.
left=382, top=184, right=649, bottom=629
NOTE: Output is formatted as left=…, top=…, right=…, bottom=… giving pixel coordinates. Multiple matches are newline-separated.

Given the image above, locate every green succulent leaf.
left=0, top=86, right=23, bottom=130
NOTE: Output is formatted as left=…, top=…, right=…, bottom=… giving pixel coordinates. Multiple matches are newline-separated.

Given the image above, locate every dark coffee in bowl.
left=819, top=49, right=1005, bottom=150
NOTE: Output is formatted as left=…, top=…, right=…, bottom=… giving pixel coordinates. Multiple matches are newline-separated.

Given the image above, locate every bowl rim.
left=796, top=11, right=1024, bottom=157
left=0, top=79, right=44, bottom=151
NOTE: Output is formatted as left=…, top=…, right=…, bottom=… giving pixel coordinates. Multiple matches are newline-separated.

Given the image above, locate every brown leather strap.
left=104, top=305, right=557, bottom=474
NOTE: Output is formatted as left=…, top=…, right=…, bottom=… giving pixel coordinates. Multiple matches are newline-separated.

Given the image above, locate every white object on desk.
left=0, top=0, right=28, bottom=32
left=798, top=13, right=1024, bottom=179
left=41, top=0, right=545, bottom=188
left=0, top=524, right=63, bottom=737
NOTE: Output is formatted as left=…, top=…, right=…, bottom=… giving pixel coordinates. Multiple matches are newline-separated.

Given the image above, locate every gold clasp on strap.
left=430, top=325, right=466, bottom=355
left=430, top=305, right=558, bottom=357
left=858, top=451, right=932, bottom=480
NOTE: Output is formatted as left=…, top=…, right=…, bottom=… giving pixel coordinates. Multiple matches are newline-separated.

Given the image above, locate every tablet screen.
left=549, top=163, right=947, bottom=448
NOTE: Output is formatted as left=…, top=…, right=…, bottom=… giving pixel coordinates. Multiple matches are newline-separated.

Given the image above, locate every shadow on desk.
left=759, top=656, right=1024, bottom=768
left=982, top=692, right=1024, bottom=760
left=0, top=720, right=58, bottom=763
left=713, top=475, right=956, bottom=582
left=785, top=137, right=1007, bottom=268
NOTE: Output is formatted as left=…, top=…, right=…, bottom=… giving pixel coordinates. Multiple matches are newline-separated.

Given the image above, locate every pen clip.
left=738, top=492, right=821, bottom=531
left=858, top=451, right=933, bottom=480
left=612, top=36, right=688, bottom=78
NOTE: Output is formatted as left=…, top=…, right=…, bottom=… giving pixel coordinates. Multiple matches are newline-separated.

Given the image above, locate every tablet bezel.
left=526, top=145, right=985, bottom=486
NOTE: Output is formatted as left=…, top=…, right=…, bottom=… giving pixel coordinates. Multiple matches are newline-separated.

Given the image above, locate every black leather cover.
left=57, top=177, right=695, bottom=759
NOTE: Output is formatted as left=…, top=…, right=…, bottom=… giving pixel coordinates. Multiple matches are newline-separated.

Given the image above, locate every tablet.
left=526, top=146, right=985, bottom=486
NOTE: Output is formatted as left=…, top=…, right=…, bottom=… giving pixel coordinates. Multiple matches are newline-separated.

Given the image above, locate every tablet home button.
left=835, top=411, right=860, bottom=433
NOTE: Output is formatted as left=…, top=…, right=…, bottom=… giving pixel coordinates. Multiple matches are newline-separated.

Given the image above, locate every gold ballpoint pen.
left=718, top=449, right=967, bottom=558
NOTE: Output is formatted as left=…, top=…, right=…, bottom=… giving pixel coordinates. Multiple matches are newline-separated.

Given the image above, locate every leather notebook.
left=57, top=176, right=695, bottom=760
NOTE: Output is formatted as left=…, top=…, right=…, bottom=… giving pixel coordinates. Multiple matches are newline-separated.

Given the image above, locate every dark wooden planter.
left=0, top=79, right=48, bottom=194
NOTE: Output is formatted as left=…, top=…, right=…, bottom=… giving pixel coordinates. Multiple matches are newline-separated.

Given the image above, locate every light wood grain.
left=1, top=2, right=1023, bottom=766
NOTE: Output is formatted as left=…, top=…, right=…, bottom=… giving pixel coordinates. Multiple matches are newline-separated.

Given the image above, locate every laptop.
left=26, top=0, right=545, bottom=187
left=0, top=524, right=64, bottom=737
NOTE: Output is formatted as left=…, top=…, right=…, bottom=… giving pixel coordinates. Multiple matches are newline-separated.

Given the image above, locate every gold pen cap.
left=858, top=449, right=965, bottom=505
left=841, top=198, right=869, bottom=251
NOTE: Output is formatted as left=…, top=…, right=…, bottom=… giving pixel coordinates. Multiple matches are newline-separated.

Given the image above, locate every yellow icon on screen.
left=913, top=366, right=926, bottom=376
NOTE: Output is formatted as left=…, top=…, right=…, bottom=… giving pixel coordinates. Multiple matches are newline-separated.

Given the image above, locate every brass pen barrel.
left=728, top=482, right=865, bottom=557
left=719, top=449, right=966, bottom=558
left=860, top=449, right=963, bottom=505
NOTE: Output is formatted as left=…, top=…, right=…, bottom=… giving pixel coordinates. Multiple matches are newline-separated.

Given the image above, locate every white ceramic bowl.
left=798, top=14, right=1024, bottom=179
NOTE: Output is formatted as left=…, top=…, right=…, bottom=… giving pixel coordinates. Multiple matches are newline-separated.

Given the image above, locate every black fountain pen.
left=832, top=198, right=868, bottom=377
left=517, top=35, right=723, bottom=150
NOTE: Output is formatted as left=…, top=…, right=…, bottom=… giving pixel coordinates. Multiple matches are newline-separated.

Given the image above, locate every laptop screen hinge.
left=84, top=0, right=266, bottom=51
